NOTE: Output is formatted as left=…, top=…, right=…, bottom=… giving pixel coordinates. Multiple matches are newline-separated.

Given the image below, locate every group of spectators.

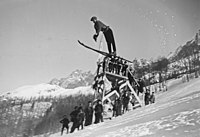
left=59, top=59, right=158, bottom=135
left=144, top=90, right=155, bottom=105
left=59, top=90, right=143, bottom=135
left=112, top=91, right=131, bottom=117
left=101, top=56, right=129, bottom=76
left=59, top=100, right=103, bottom=135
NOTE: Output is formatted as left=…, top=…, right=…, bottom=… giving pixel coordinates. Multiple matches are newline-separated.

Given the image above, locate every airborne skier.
left=90, top=16, right=117, bottom=55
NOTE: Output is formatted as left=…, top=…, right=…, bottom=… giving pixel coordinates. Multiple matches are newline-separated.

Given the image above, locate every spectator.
left=94, top=100, right=104, bottom=124
left=112, top=99, right=117, bottom=117
left=116, top=97, right=122, bottom=116
left=122, top=92, right=130, bottom=113
left=60, top=115, right=69, bottom=135
left=84, top=101, right=94, bottom=126
left=77, top=107, right=85, bottom=130
left=138, top=79, right=145, bottom=94
left=70, top=106, right=79, bottom=133
left=150, top=92, right=155, bottom=104
left=144, top=89, right=150, bottom=105
left=121, top=61, right=128, bottom=76
left=109, top=56, right=115, bottom=73
left=103, top=100, right=112, bottom=120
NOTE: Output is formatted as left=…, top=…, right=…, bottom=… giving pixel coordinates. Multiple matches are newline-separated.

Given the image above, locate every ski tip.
left=77, top=40, right=83, bottom=45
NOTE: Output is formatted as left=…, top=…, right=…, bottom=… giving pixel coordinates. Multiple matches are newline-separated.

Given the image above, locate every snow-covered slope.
left=49, top=77, right=200, bottom=137
left=2, top=83, right=94, bottom=99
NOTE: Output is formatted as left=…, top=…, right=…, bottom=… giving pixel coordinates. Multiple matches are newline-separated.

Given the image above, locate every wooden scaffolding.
left=93, top=56, right=143, bottom=107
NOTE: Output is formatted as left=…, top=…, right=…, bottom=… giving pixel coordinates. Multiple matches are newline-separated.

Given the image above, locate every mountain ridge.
left=1, top=69, right=95, bottom=99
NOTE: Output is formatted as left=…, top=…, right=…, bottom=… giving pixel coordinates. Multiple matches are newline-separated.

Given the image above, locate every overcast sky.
left=0, top=0, right=200, bottom=92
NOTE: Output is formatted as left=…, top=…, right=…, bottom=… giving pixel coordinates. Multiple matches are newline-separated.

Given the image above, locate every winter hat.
left=90, top=16, right=97, bottom=21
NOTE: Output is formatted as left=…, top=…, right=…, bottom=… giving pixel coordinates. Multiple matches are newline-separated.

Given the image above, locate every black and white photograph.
left=0, top=0, right=200, bottom=137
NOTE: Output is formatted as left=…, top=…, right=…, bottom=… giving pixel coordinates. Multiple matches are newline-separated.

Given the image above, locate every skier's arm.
left=95, top=21, right=101, bottom=36
left=60, top=119, right=63, bottom=123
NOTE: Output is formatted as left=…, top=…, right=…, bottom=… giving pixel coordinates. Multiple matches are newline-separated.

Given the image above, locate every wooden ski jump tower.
left=77, top=39, right=142, bottom=107
left=93, top=56, right=143, bottom=107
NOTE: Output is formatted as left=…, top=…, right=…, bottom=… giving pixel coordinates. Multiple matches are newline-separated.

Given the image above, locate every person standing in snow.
left=84, top=101, right=94, bottom=126
left=144, top=89, right=151, bottom=105
left=103, top=100, right=112, bottom=120
left=122, top=92, right=130, bottom=113
left=90, top=16, right=117, bottom=55
left=94, top=100, right=104, bottom=124
left=121, top=61, right=128, bottom=76
left=77, top=107, right=85, bottom=130
left=138, top=78, right=145, bottom=94
left=150, top=92, right=155, bottom=104
left=70, top=106, right=79, bottom=133
left=60, top=115, right=69, bottom=135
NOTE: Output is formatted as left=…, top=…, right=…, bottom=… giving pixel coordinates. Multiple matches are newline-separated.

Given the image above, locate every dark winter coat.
left=95, top=104, right=103, bottom=114
left=94, top=20, right=109, bottom=35
left=122, top=94, right=130, bottom=105
left=77, top=112, right=85, bottom=124
left=84, top=106, right=93, bottom=126
left=138, top=80, right=145, bottom=93
left=85, top=106, right=93, bottom=117
left=144, top=92, right=150, bottom=105
left=60, top=118, right=69, bottom=126
left=70, top=110, right=79, bottom=122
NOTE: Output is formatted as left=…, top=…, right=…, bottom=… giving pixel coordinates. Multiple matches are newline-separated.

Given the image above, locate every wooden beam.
left=127, top=81, right=143, bottom=107
left=127, top=68, right=139, bottom=86
left=102, top=90, right=120, bottom=103
left=105, top=71, right=128, bottom=80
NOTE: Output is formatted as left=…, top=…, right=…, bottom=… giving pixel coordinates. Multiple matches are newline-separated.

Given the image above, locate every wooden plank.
left=127, top=81, right=143, bottom=107
left=105, top=71, right=128, bottom=82
left=102, top=90, right=120, bottom=103
left=127, top=68, right=139, bottom=87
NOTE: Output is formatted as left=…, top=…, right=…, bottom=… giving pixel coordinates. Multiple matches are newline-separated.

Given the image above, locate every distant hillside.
left=0, top=69, right=96, bottom=137
left=1, top=84, right=94, bottom=99
left=1, top=69, right=95, bottom=100
left=49, top=69, right=94, bottom=89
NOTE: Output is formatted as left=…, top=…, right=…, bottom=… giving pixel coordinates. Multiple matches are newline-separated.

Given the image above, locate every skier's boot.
left=111, top=51, right=116, bottom=56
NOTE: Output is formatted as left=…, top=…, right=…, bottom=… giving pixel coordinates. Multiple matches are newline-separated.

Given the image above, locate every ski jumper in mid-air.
left=90, top=16, right=117, bottom=55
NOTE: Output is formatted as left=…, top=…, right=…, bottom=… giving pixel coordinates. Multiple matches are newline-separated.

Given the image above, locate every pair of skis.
left=77, top=40, right=133, bottom=63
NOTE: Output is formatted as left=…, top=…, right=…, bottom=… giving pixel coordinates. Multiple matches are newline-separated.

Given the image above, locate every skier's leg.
left=104, top=32, right=112, bottom=53
left=109, top=29, right=116, bottom=53
left=107, top=43, right=112, bottom=54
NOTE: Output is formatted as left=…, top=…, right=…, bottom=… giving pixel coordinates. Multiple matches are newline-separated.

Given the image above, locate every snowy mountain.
left=49, top=69, right=94, bottom=89
left=166, top=45, right=183, bottom=62
left=1, top=69, right=95, bottom=99
left=2, top=83, right=95, bottom=99
left=0, top=69, right=96, bottom=137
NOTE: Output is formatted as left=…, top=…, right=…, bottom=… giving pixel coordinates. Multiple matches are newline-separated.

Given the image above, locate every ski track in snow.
left=76, top=92, right=200, bottom=137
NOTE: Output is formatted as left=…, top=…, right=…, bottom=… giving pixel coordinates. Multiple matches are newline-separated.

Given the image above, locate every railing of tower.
left=92, top=55, right=140, bottom=104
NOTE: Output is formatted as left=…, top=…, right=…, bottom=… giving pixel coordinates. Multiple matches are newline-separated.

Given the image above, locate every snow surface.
left=48, top=77, right=200, bottom=137
left=1, top=83, right=95, bottom=99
